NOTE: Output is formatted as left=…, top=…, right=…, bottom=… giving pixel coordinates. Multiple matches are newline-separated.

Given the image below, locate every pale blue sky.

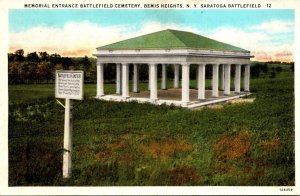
left=8, top=9, right=295, bottom=61
left=9, top=9, right=294, bottom=33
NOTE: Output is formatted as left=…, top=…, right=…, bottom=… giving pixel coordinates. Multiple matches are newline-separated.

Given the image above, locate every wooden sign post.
left=55, top=70, right=84, bottom=178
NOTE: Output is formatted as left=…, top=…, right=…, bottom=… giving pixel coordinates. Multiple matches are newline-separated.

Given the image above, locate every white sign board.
left=55, top=70, right=84, bottom=100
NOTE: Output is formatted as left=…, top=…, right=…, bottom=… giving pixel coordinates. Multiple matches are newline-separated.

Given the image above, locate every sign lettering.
left=55, top=70, right=84, bottom=100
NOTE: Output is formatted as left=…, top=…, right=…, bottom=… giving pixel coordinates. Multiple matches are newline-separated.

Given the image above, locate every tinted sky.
left=9, top=9, right=294, bottom=62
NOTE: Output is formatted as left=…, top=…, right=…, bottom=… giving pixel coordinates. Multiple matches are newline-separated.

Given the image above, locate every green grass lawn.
left=8, top=71, right=294, bottom=186
left=8, top=78, right=243, bottom=103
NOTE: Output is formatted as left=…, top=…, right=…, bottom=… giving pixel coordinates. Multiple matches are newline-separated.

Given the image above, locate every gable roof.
left=97, top=29, right=249, bottom=52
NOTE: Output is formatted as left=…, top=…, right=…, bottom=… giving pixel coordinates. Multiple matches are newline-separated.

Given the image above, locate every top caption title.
left=24, top=3, right=272, bottom=9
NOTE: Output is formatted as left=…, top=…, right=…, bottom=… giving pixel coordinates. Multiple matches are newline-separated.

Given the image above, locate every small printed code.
left=279, top=188, right=293, bottom=191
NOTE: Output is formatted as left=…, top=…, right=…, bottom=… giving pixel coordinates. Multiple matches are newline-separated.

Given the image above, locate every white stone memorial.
left=94, top=29, right=253, bottom=108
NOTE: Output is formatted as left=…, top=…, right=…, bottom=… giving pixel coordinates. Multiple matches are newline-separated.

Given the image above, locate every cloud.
left=9, top=20, right=199, bottom=57
left=205, top=26, right=293, bottom=62
left=9, top=21, right=132, bottom=56
left=207, top=26, right=270, bottom=50
left=249, top=20, right=293, bottom=34
left=9, top=20, right=294, bottom=62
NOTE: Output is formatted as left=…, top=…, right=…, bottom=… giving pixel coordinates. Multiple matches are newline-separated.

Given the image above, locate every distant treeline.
left=8, top=49, right=96, bottom=84
left=8, top=49, right=294, bottom=84
left=251, top=62, right=294, bottom=79
left=266, top=61, right=294, bottom=65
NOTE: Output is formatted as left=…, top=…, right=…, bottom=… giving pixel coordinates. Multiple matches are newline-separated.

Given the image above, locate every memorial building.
left=94, top=29, right=253, bottom=108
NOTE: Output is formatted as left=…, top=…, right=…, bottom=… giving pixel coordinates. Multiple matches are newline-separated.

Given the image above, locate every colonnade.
left=96, top=62, right=250, bottom=106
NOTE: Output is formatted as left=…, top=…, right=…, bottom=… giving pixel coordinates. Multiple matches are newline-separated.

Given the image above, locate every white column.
left=161, top=64, right=167, bottom=90
left=174, top=64, right=179, bottom=88
left=224, top=64, right=231, bottom=96
left=198, top=64, right=205, bottom=100
left=122, top=63, right=130, bottom=98
left=220, top=64, right=225, bottom=90
left=181, top=63, right=190, bottom=106
left=235, top=64, right=241, bottom=93
left=133, top=64, right=139, bottom=93
left=212, top=64, right=219, bottom=97
left=63, top=98, right=72, bottom=178
left=96, top=61, right=104, bottom=97
left=116, top=63, right=122, bottom=94
left=244, top=64, right=250, bottom=92
left=148, top=65, right=151, bottom=91
left=150, top=63, right=157, bottom=101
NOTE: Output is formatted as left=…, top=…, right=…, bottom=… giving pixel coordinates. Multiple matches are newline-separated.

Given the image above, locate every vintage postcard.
left=0, top=0, right=299, bottom=195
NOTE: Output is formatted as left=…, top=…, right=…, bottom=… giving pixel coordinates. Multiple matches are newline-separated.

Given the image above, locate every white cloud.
left=249, top=20, right=293, bottom=34
left=207, top=26, right=270, bottom=51
left=204, top=26, right=293, bottom=62
left=9, top=21, right=133, bottom=56
left=9, top=20, right=197, bottom=57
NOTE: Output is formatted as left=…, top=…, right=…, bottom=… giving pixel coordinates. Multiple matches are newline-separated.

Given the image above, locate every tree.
left=26, top=52, right=39, bottom=62
left=36, top=62, right=49, bottom=83
left=14, top=49, right=25, bottom=61
left=28, top=62, right=38, bottom=83
left=80, top=56, right=92, bottom=80
left=18, top=62, right=28, bottom=83
left=250, top=63, right=261, bottom=78
left=8, top=53, right=15, bottom=62
left=88, top=61, right=97, bottom=82
left=8, top=61, right=20, bottom=84
left=39, top=52, right=49, bottom=61
left=260, top=63, right=269, bottom=74
left=8, top=49, right=99, bottom=83
left=49, top=53, right=61, bottom=65
left=81, top=56, right=91, bottom=69
left=61, top=57, right=73, bottom=70
left=54, top=63, right=63, bottom=71
left=46, top=62, right=54, bottom=81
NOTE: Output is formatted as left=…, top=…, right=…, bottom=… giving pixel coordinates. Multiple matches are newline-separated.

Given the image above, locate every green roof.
left=97, top=29, right=248, bottom=52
